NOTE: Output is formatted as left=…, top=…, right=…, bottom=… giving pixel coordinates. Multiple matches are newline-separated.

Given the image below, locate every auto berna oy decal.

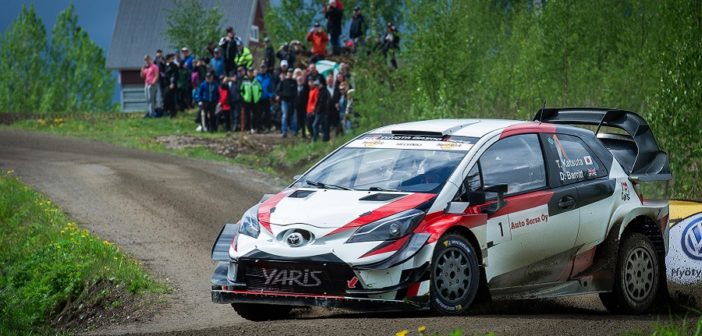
left=666, top=211, right=702, bottom=285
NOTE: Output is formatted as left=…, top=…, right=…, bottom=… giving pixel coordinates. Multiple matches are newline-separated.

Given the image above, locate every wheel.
left=599, top=232, right=661, bottom=314
left=232, top=303, right=292, bottom=321
left=430, top=233, right=481, bottom=315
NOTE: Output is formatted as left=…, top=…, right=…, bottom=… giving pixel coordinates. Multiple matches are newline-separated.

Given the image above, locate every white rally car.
left=211, top=108, right=671, bottom=321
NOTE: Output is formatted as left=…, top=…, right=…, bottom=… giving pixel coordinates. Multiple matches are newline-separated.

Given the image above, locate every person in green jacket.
left=240, top=67, right=262, bottom=133
left=235, top=41, right=254, bottom=71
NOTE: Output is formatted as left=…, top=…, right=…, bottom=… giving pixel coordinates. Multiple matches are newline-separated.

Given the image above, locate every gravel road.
left=0, top=130, right=675, bottom=335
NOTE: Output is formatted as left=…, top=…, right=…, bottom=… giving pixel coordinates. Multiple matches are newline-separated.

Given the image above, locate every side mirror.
left=445, top=201, right=470, bottom=215
left=481, top=184, right=508, bottom=215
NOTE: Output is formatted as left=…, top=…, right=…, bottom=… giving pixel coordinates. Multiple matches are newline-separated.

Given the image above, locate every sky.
left=0, top=0, right=119, bottom=55
left=0, top=0, right=121, bottom=102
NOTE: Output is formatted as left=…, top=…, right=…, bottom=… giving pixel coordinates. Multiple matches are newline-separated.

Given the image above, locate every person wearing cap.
left=181, top=47, right=193, bottom=71
left=234, top=40, right=253, bottom=71
left=306, top=22, right=329, bottom=63
left=324, top=0, right=343, bottom=56
left=209, top=47, right=225, bottom=78
left=349, top=6, right=366, bottom=51
left=240, top=67, right=262, bottom=133
left=219, top=26, right=238, bottom=75
left=198, top=72, right=220, bottom=132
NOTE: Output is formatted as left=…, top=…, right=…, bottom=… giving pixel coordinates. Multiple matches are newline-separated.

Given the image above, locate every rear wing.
left=534, top=108, right=671, bottom=180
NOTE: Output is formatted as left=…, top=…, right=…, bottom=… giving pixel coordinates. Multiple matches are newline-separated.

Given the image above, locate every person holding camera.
left=306, top=22, right=329, bottom=63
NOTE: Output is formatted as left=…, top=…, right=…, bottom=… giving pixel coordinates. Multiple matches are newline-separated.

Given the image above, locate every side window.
left=544, top=133, right=607, bottom=186
left=479, top=134, right=547, bottom=195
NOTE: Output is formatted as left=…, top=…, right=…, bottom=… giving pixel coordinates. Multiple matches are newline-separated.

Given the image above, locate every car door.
left=541, top=133, right=614, bottom=250
left=469, top=134, right=580, bottom=288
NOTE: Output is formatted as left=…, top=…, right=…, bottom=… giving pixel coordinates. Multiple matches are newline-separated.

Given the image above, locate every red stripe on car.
left=417, top=212, right=487, bottom=244
left=482, top=190, right=554, bottom=218
left=406, top=282, right=421, bottom=298
left=257, top=191, right=292, bottom=232
left=360, top=235, right=410, bottom=258
left=416, top=190, right=553, bottom=243
left=325, top=193, right=436, bottom=237
left=500, top=122, right=556, bottom=139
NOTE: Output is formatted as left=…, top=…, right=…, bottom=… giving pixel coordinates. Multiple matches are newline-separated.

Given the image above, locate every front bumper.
left=211, top=286, right=426, bottom=311
left=210, top=232, right=433, bottom=310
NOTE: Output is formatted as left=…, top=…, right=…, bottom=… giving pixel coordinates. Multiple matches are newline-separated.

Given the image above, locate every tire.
left=231, top=303, right=292, bottom=321
left=599, top=232, right=661, bottom=314
left=430, top=233, right=481, bottom=315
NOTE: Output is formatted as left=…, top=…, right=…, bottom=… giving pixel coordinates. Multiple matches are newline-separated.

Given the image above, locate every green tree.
left=0, top=5, right=47, bottom=112
left=264, top=0, right=317, bottom=45
left=41, top=4, right=115, bottom=112
left=164, top=0, right=224, bottom=57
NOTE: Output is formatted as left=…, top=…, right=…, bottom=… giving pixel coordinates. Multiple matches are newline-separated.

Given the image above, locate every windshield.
left=295, top=147, right=467, bottom=193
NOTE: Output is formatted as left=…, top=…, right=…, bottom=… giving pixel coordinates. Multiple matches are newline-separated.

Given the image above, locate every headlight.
left=238, top=205, right=260, bottom=238
left=347, top=209, right=425, bottom=243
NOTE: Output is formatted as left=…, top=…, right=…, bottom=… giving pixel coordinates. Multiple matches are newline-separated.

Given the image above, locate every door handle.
left=558, top=196, right=576, bottom=209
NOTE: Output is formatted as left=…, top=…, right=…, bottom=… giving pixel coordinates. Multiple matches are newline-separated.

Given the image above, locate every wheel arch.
left=444, top=226, right=484, bottom=265
left=620, top=215, right=665, bottom=257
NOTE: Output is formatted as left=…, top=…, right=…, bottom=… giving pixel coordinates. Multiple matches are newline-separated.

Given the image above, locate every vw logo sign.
left=681, top=217, right=702, bottom=261
left=287, top=232, right=305, bottom=247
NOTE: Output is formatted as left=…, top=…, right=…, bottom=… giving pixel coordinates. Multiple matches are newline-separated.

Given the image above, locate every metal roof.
left=106, top=0, right=259, bottom=70
left=371, top=119, right=526, bottom=138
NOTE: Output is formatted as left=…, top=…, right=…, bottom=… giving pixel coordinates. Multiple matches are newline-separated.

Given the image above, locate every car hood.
left=264, top=189, right=436, bottom=229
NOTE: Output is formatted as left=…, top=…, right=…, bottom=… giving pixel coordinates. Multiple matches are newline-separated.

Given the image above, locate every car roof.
left=370, top=119, right=529, bottom=138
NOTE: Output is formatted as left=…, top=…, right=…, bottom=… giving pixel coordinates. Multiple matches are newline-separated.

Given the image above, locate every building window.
left=250, top=25, right=259, bottom=42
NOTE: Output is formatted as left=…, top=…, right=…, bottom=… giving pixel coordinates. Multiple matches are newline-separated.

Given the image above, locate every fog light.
left=227, top=262, right=237, bottom=282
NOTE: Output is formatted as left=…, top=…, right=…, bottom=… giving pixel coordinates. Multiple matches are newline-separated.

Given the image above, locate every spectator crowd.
left=140, top=0, right=400, bottom=142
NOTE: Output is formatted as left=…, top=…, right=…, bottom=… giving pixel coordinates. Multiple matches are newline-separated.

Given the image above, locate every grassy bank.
left=0, top=170, right=167, bottom=335
left=4, top=112, right=353, bottom=180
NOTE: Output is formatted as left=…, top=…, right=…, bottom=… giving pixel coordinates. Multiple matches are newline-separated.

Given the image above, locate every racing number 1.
left=498, top=222, right=504, bottom=236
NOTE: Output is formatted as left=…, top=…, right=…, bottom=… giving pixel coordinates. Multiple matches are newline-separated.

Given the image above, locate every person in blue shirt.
left=256, top=64, right=273, bottom=132
left=209, top=47, right=225, bottom=79
left=182, top=47, right=193, bottom=71
left=198, top=72, right=220, bottom=132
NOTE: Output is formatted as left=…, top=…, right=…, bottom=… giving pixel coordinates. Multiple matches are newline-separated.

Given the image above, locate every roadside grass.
left=0, top=170, right=167, bottom=335
left=624, top=315, right=702, bottom=336
left=235, top=134, right=353, bottom=178
left=5, top=112, right=354, bottom=179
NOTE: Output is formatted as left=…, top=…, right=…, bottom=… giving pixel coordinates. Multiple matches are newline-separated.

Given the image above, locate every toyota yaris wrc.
left=211, top=108, right=672, bottom=321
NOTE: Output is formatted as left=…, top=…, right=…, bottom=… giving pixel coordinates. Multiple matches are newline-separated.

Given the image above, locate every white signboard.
left=666, top=213, right=702, bottom=285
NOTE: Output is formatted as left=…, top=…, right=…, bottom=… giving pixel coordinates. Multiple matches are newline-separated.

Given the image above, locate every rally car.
left=211, top=108, right=671, bottom=321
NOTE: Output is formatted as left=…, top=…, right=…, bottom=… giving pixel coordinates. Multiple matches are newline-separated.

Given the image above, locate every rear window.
left=544, top=133, right=607, bottom=185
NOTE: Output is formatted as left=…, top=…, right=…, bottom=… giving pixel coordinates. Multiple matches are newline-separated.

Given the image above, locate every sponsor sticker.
left=584, top=155, right=593, bottom=165
left=621, top=182, right=630, bottom=201
left=262, top=268, right=323, bottom=287
left=347, top=135, right=473, bottom=151
left=666, top=213, right=702, bottom=285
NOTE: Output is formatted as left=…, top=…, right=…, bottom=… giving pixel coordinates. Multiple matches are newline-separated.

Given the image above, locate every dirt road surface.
left=0, top=130, right=672, bottom=335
